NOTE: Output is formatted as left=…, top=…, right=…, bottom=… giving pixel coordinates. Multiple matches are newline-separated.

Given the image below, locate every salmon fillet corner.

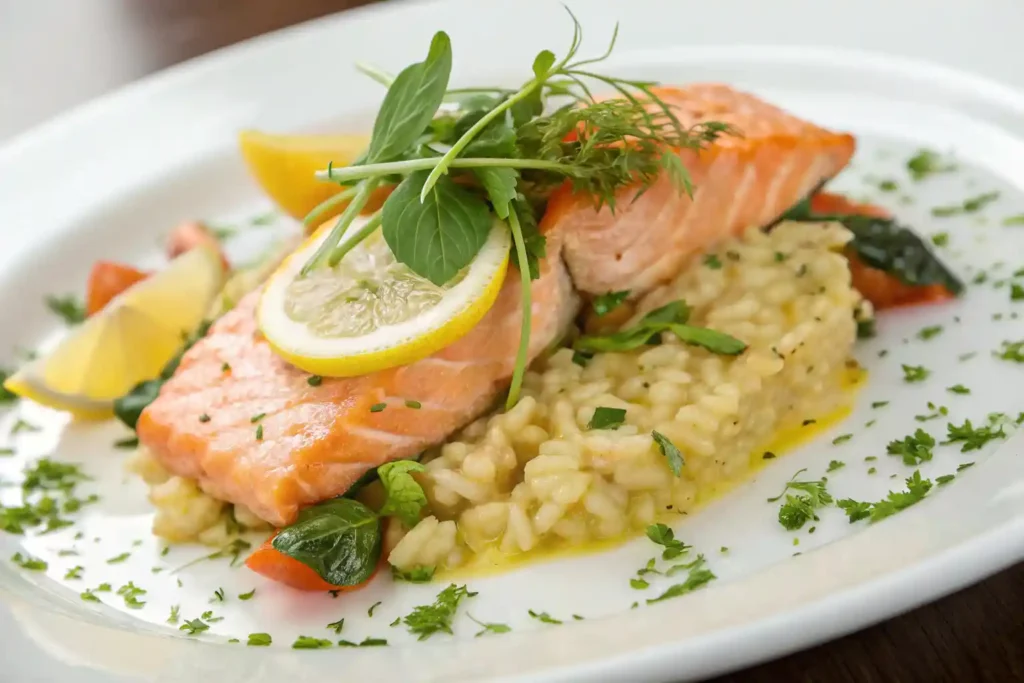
left=136, top=247, right=578, bottom=527
left=542, top=83, right=856, bottom=298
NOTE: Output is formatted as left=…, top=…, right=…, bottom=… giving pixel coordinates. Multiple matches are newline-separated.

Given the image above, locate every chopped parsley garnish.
left=11, top=552, right=47, bottom=571
left=307, top=375, right=323, bottom=386
left=45, top=294, right=86, bottom=325
left=703, top=254, right=722, bottom=269
left=255, top=424, right=263, bottom=440
left=1003, top=214, right=1024, bottom=226
left=768, top=469, right=833, bottom=531
left=1012, top=283, right=1024, bottom=301
left=368, top=601, right=382, bottom=617
left=64, top=565, right=84, bottom=580
left=831, top=434, right=852, bottom=445
left=906, top=149, right=957, bottom=181
left=826, top=460, right=846, bottom=472
left=173, top=538, right=252, bottom=571
left=587, top=406, right=626, bottom=430
left=238, top=588, right=256, bottom=601
left=645, top=555, right=716, bottom=604
left=936, top=474, right=955, bottom=486
left=932, top=192, right=1000, bottom=217
left=762, top=451, right=776, bottom=460
left=292, top=636, right=333, bottom=649
left=630, top=578, right=650, bottom=590
left=996, top=340, right=1024, bottom=362
left=359, top=637, right=388, bottom=647
left=877, top=179, right=899, bottom=192
left=405, top=400, right=422, bottom=409
left=221, top=362, right=231, bottom=373
left=917, top=325, right=943, bottom=340
left=210, top=587, right=225, bottom=602
left=249, top=413, right=266, bottom=423
left=80, top=590, right=101, bottom=603
left=871, top=401, right=889, bottom=409
left=468, top=614, right=511, bottom=637
left=106, top=552, right=131, bottom=564
left=113, top=436, right=139, bottom=449
left=392, top=565, right=435, bottom=583
left=247, top=633, right=272, bottom=647
left=198, top=413, right=211, bottom=423
left=947, top=384, right=970, bottom=395
left=327, top=618, right=345, bottom=634
left=838, top=470, right=932, bottom=523
left=592, top=290, right=630, bottom=316
left=645, top=523, right=690, bottom=560
left=930, top=232, right=949, bottom=247
left=901, top=364, right=930, bottom=383
left=945, top=419, right=1006, bottom=452
left=914, top=402, right=948, bottom=422
left=402, top=584, right=477, bottom=640
left=116, top=581, right=147, bottom=609
left=11, top=418, right=40, bottom=434
left=528, top=609, right=562, bottom=625
left=957, top=462, right=975, bottom=472
left=179, top=618, right=210, bottom=636
left=369, top=403, right=387, bottom=413
left=651, top=430, right=683, bottom=476
left=200, top=610, right=223, bottom=623
left=886, top=428, right=935, bottom=465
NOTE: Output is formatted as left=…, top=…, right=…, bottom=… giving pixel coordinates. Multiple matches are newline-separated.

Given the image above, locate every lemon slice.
left=4, top=247, right=225, bottom=418
left=258, top=218, right=510, bottom=376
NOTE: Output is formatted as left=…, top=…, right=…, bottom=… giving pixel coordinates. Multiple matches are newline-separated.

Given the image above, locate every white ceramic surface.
left=2, top=1, right=1024, bottom=681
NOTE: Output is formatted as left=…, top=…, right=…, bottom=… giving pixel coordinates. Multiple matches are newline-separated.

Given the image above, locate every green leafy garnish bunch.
left=299, top=12, right=730, bottom=407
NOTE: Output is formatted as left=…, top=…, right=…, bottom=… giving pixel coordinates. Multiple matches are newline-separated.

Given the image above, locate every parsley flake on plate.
left=528, top=609, right=562, bottom=625
left=907, top=149, right=957, bottom=181
left=826, top=460, right=846, bottom=472
left=45, top=294, right=86, bottom=325
left=645, top=523, right=690, bottom=560
left=402, top=584, right=477, bottom=640
left=292, top=635, right=333, bottom=649
left=588, top=406, right=626, bottom=430
left=838, top=470, right=933, bottom=523
left=180, top=619, right=210, bottom=636
left=247, top=633, right=272, bottom=647
left=886, top=428, right=935, bottom=465
left=944, top=419, right=1006, bottom=452
left=901, top=364, right=930, bottom=382
left=468, top=614, right=511, bottom=637
left=917, top=325, right=943, bottom=340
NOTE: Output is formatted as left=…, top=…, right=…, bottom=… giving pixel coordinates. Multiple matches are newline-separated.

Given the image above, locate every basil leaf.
left=464, top=122, right=518, bottom=158
left=377, top=460, right=428, bottom=528
left=272, top=498, right=381, bottom=586
left=588, top=407, right=626, bottom=430
left=652, top=431, right=684, bottom=476
left=381, top=172, right=493, bottom=286
left=474, top=168, right=519, bottom=220
left=592, top=290, right=630, bottom=316
left=366, top=32, right=452, bottom=163
left=779, top=199, right=963, bottom=295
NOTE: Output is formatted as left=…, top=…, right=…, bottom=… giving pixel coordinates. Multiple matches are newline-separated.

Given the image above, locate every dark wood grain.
left=1, top=1, right=1022, bottom=681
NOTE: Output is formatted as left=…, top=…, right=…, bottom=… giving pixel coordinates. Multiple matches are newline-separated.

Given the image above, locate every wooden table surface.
left=2, top=1, right=1022, bottom=681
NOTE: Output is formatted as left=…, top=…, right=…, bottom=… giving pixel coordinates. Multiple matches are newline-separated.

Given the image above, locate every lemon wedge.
left=239, top=130, right=389, bottom=222
left=4, top=247, right=225, bottom=418
left=258, top=218, right=510, bottom=376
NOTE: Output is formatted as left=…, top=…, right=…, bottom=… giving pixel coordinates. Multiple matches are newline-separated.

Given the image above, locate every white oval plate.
left=3, top=1, right=1024, bottom=681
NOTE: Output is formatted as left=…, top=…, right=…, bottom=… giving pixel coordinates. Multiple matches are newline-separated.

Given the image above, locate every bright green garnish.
left=838, top=471, right=932, bottom=523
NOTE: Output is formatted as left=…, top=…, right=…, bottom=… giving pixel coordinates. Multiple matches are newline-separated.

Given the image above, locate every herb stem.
left=303, top=185, right=361, bottom=229
left=505, top=208, right=532, bottom=410
left=420, top=82, right=543, bottom=201
left=301, top=178, right=381, bottom=275
left=355, top=61, right=395, bottom=87
left=327, top=210, right=383, bottom=267
left=317, top=157, right=574, bottom=184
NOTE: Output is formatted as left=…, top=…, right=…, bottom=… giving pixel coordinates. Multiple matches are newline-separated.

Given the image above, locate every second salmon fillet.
left=544, top=84, right=856, bottom=298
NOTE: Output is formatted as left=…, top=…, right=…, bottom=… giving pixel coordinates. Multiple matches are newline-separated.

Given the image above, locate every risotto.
left=131, top=220, right=864, bottom=572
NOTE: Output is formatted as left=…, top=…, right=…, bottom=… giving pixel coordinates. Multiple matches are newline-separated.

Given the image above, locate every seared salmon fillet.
left=136, top=251, right=577, bottom=527
left=543, top=84, right=856, bottom=297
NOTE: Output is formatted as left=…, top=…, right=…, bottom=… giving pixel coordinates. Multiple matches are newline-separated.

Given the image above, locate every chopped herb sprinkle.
left=528, top=609, right=562, bottom=625
left=917, top=325, right=943, bottom=340
left=588, top=406, right=626, bottom=430
left=831, top=434, right=852, bottom=445
left=247, top=633, right=272, bottom=647
left=592, top=290, right=630, bottom=316
left=826, top=460, right=846, bottom=472
left=405, top=400, right=422, bottom=409
left=307, top=375, right=323, bottom=386
left=370, top=403, right=387, bottom=413
left=901, top=364, right=930, bottom=383
left=198, top=414, right=211, bottom=423
left=947, top=384, right=971, bottom=395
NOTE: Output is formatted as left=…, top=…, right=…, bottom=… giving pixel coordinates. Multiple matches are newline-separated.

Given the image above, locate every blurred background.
left=1, top=1, right=1022, bottom=681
